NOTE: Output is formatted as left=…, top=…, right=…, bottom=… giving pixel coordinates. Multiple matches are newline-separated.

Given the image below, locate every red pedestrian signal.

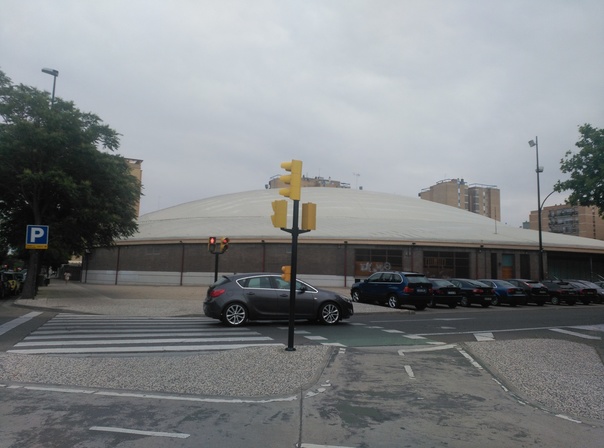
left=220, top=237, right=230, bottom=253
left=208, top=236, right=217, bottom=254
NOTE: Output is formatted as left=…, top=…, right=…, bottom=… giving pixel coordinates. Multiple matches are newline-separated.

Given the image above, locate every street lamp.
left=529, top=137, right=544, bottom=281
left=41, top=67, right=59, bottom=107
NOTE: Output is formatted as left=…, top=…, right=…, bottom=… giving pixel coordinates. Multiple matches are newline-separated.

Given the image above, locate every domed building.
left=84, top=188, right=604, bottom=287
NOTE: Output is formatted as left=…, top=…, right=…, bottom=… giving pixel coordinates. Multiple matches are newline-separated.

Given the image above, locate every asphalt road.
left=1, top=284, right=604, bottom=447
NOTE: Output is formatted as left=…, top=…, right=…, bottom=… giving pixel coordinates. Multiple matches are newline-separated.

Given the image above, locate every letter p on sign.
left=26, top=225, right=49, bottom=249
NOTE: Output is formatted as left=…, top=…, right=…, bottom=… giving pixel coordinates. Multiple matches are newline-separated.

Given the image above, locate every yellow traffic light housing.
left=281, top=265, right=291, bottom=283
left=220, top=237, right=230, bottom=253
left=271, top=200, right=288, bottom=228
left=301, top=202, right=317, bottom=231
left=208, top=236, right=217, bottom=254
left=279, top=160, right=302, bottom=201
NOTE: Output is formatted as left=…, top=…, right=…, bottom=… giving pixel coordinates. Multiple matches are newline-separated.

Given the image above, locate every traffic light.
left=279, top=160, right=302, bottom=201
left=301, top=202, right=317, bottom=231
left=271, top=200, right=288, bottom=228
left=208, top=236, right=217, bottom=254
left=220, top=237, right=230, bottom=253
left=281, top=265, right=291, bottom=283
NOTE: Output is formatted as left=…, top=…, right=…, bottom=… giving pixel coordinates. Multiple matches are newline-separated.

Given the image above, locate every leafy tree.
left=555, top=124, right=604, bottom=216
left=0, top=70, right=140, bottom=298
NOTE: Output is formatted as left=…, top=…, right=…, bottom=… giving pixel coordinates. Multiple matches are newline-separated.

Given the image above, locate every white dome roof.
left=128, top=189, right=604, bottom=253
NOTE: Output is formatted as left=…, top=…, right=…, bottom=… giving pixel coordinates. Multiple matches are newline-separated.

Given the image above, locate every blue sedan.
left=478, top=279, right=527, bottom=306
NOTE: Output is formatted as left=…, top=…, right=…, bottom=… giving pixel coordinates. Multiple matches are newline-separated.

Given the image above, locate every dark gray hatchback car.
left=350, top=271, right=433, bottom=310
left=204, top=273, right=354, bottom=326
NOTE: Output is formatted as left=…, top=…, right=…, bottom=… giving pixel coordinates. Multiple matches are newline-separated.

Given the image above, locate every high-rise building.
left=267, top=175, right=351, bottom=190
left=529, top=204, right=604, bottom=240
left=419, top=179, right=500, bottom=220
left=125, top=158, right=143, bottom=217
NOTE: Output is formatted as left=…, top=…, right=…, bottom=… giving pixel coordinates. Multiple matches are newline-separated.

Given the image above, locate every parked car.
left=540, top=280, right=577, bottom=305
left=204, top=273, right=354, bottom=326
left=570, top=280, right=604, bottom=304
left=478, top=279, right=527, bottom=306
left=428, top=279, right=460, bottom=308
left=351, top=271, right=432, bottom=310
left=507, top=279, right=549, bottom=306
left=448, top=279, right=494, bottom=307
left=566, top=281, right=597, bottom=305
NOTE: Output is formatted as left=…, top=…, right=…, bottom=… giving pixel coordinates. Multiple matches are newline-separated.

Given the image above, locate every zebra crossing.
left=8, top=314, right=283, bottom=355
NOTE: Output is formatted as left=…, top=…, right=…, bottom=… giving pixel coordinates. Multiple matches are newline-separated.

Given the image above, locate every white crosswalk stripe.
left=8, top=314, right=282, bottom=355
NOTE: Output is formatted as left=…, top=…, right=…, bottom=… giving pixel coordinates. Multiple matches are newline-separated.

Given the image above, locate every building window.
left=423, top=251, right=469, bottom=278
left=354, top=248, right=403, bottom=278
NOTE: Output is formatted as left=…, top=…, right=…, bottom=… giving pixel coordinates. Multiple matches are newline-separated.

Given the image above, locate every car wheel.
left=222, top=303, right=248, bottom=326
left=448, top=303, right=457, bottom=309
left=415, top=303, right=427, bottom=311
left=551, top=296, right=560, bottom=305
left=387, top=295, right=399, bottom=308
left=460, top=296, right=470, bottom=307
left=492, top=296, right=500, bottom=306
left=318, top=302, right=340, bottom=325
left=351, top=290, right=361, bottom=303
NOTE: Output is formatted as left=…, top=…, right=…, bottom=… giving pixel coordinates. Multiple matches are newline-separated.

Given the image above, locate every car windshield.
left=495, top=280, right=515, bottom=287
left=467, top=280, right=488, bottom=287
left=407, top=274, right=430, bottom=284
left=431, top=279, right=453, bottom=287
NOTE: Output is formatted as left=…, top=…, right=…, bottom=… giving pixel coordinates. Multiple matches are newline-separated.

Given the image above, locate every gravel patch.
left=0, top=345, right=332, bottom=398
left=465, top=339, right=604, bottom=421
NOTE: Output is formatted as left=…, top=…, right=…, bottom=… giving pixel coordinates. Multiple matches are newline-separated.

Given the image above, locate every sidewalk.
left=14, top=281, right=406, bottom=316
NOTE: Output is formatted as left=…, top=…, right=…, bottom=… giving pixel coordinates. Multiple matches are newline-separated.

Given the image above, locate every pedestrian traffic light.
left=301, top=202, right=317, bottom=231
left=208, top=236, right=217, bottom=254
left=220, top=237, right=230, bottom=253
left=279, top=160, right=302, bottom=201
left=271, top=200, right=288, bottom=228
left=281, top=265, right=291, bottom=283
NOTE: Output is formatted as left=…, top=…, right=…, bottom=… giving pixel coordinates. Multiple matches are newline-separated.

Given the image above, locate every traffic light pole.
left=282, top=199, right=309, bottom=351
left=213, top=253, right=220, bottom=282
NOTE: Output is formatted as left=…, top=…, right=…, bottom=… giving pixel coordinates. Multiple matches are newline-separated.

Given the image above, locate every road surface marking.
left=404, top=365, right=415, bottom=378
left=550, top=328, right=601, bottom=340
left=0, top=312, right=42, bottom=336
left=90, top=426, right=190, bottom=439
left=457, top=348, right=483, bottom=370
left=398, top=344, right=457, bottom=355
left=474, top=332, right=495, bottom=341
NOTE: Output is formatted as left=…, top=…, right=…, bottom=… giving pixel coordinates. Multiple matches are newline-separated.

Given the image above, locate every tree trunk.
left=20, top=250, right=40, bottom=299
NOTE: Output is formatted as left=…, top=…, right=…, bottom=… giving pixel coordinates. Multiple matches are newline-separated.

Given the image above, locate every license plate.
left=447, top=291, right=455, bottom=295
left=417, top=288, right=426, bottom=293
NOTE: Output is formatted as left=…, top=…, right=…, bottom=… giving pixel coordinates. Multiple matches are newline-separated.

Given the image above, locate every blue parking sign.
left=26, top=225, right=49, bottom=249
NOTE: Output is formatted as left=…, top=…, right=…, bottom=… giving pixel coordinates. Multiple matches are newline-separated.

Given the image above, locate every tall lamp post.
left=41, top=67, right=59, bottom=107
left=529, top=137, right=544, bottom=281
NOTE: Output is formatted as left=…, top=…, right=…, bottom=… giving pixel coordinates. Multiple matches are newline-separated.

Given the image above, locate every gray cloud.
left=2, top=0, right=602, bottom=226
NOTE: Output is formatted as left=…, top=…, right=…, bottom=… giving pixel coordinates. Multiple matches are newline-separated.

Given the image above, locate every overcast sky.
left=2, top=1, right=603, bottom=227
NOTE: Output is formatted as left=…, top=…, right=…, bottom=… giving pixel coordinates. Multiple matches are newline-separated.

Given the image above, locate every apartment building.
left=419, top=179, right=501, bottom=221
left=267, top=175, right=351, bottom=190
left=529, top=204, right=604, bottom=241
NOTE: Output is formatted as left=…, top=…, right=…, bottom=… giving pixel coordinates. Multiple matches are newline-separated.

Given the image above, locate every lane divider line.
left=89, top=426, right=190, bottom=439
